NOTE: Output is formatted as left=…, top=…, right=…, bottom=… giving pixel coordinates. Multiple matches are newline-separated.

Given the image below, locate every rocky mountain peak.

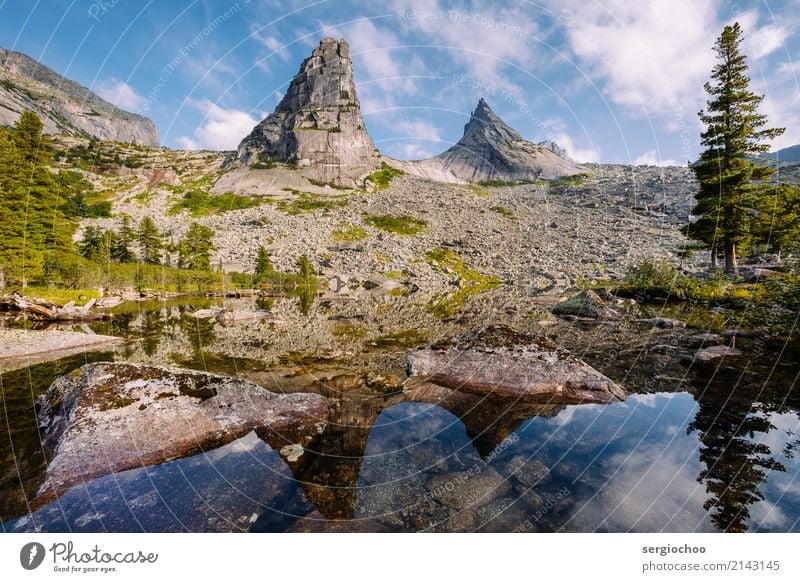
left=397, top=98, right=585, bottom=182
left=0, top=46, right=159, bottom=146
left=232, top=37, right=380, bottom=186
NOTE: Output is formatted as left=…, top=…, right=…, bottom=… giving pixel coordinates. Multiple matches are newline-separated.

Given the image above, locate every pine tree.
left=253, top=245, right=273, bottom=284
left=686, top=23, right=785, bottom=273
left=751, top=183, right=800, bottom=257
left=79, top=226, right=102, bottom=259
left=112, top=215, right=136, bottom=263
left=297, top=254, right=314, bottom=281
left=137, top=217, right=163, bottom=264
left=13, top=110, right=48, bottom=166
left=178, top=222, right=215, bottom=271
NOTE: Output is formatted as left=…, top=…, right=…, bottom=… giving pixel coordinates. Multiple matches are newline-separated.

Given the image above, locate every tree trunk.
left=724, top=243, right=738, bottom=275
left=710, top=245, right=717, bottom=270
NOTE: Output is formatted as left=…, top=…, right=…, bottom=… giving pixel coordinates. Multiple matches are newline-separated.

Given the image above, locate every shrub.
left=364, top=213, right=427, bottom=236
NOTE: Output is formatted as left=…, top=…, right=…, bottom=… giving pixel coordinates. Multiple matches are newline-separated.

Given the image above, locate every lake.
left=1, top=291, right=798, bottom=532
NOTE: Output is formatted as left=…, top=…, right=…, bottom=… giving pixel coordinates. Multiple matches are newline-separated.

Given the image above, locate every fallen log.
left=0, top=294, right=112, bottom=322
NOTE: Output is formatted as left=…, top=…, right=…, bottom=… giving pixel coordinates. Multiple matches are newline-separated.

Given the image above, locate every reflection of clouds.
left=540, top=392, right=715, bottom=532
left=567, top=442, right=714, bottom=532
left=746, top=411, right=800, bottom=532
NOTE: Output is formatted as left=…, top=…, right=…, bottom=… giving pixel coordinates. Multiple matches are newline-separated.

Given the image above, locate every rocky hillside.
left=0, top=47, right=159, bottom=146
left=392, top=98, right=585, bottom=183
left=226, top=38, right=380, bottom=188
left=61, top=130, right=698, bottom=297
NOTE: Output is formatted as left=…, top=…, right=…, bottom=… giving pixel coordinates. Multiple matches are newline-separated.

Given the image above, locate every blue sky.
left=1, top=0, right=798, bottom=164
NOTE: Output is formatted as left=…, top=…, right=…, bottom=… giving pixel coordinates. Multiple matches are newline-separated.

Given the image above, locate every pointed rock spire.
left=233, top=38, right=380, bottom=185
left=426, top=98, right=584, bottom=182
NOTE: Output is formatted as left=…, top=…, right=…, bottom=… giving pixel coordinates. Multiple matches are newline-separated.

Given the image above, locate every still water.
left=1, top=293, right=798, bottom=532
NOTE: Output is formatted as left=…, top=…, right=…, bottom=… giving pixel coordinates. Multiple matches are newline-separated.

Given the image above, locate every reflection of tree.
left=292, top=286, right=315, bottom=316
left=139, top=309, right=166, bottom=355
left=181, top=314, right=217, bottom=352
left=688, top=368, right=786, bottom=532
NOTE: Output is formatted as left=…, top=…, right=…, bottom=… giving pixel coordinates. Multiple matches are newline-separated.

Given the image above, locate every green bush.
left=366, top=162, right=405, bottom=190
left=364, top=213, right=427, bottom=236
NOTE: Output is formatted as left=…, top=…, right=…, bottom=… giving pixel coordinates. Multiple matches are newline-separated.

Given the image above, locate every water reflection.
left=5, top=432, right=313, bottom=532
left=1, top=294, right=799, bottom=532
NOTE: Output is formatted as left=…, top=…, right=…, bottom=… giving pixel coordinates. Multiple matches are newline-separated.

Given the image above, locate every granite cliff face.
left=392, top=99, right=585, bottom=183
left=0, top=47, right=159, bottom=146
left=231, top=38, right=380, bottom=186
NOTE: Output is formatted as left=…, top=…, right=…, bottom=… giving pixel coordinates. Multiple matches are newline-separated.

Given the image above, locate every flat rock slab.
left=0, top=329, right=122, bottom=370
left=35, top=362, right=330, bottom=504
left=695, top=345, right=742, bottom=362
left=407, top=325, right=626, bottom=404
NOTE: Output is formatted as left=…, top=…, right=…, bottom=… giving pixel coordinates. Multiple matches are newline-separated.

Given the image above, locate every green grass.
left=476, top=178, right=542, bottom=187
left=366, top=162, right=405, bottom=190
left=549, top=173, right=591, bottom=189
left=425, top=247, right=503, bottom=317
left=490, top=205, right=516, bottom=219
left=308, top=178, right=351, bottom=190
left=332, top=223, right=369, bottom=243
left=616, top=260, right=742, bottom=302
left=269, top=191, right=348, bottom=215
left=168, top=190, right=261, bottom=217
left=21, top=287, right=102, bottom=306
left=365, top=329, right=428, bottom=350
left=364, top=213, right=427, bottom=236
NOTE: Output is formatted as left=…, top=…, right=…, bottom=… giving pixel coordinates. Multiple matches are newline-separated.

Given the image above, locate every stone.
left=695, top=345, right=742, bottom=362
left=35, top=363, right=330, bottom=503
left=407, top=325, right=626, bottom=404
left=425, top=466, right=512, bottom=510
left=551, top=290, right=621, bottom=320
left=363, top=274, right=403, bottom=292
left=689, top=333, right=722, bottom=343
left=638, top=317, right=686, bottom=329
left=501, top=455, right=551, bottom=488
left=230, top=38, right=381, bottom=186
left=214, top=308, right=272, bottom=326
left=392, top=98, right=585, bottom=183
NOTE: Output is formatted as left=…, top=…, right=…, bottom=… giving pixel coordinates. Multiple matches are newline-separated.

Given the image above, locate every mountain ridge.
left=0, top=46, right=159, bottom=146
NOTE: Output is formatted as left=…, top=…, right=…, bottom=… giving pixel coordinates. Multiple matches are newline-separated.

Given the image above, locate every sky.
left=0, top=0, right=798, bottom=165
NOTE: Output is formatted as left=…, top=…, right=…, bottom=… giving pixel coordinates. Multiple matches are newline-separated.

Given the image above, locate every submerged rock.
left=551, top=290, right=621, bottom=320
left=695, top=345, right=742, bottom=362
left=407, top=325, right=626, bottom=404
left=35, top=363, right=330, bottom=504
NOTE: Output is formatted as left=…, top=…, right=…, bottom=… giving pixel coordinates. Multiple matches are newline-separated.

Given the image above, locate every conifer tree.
left=137, top=217, right=163, bottom=264
left=685, top=23, right=785, bottom=273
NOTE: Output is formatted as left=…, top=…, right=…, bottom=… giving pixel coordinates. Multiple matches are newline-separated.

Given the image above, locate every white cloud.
left=548, top=0, right=718, bottom=117
left=551, top=132, right=600, bottom=163
left=94, top=78, right=147, bottom=112
left=634, top=150, right=680, bottom=167
left=776, top=61, right=800, bottom=77
left=736, top=10, right=791, bottom=60
left=177, top=99, right=260, bottom=150
left=540, top=118, right=599, bottom=163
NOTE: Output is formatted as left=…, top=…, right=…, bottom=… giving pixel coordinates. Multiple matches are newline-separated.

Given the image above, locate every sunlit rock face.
left=391, top=98, right=586, bottom=183
left=0, top=46, right=159, bottom=145
left=232, top=38, right=381, bottom=186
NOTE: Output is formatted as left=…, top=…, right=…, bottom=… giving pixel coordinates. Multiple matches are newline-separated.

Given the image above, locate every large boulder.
left=551, top=290, right=620, bottom=320
left=407, top=325, right=626, bottom=404
left=35, top=363, right=330, bottom=503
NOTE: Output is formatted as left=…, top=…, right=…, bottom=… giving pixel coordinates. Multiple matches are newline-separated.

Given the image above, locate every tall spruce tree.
left=137, top=217, right=163, bottom=264
left=178, top=222, right=215, bottom=271
left=686, top=23, right=784, bottom=273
